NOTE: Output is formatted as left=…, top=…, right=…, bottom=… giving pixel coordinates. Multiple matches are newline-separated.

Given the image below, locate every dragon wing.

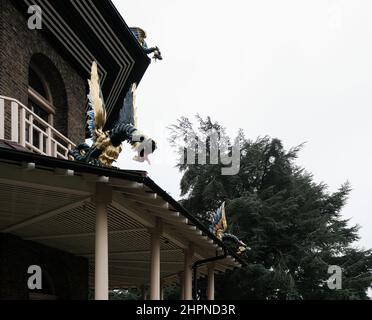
left=117, top=83, right=138, bottom=127
left=210, top=202, right=228, bottom=234
left=87, top=61, right=107, bottom=142
left=220, top=201, right=228, bottom=232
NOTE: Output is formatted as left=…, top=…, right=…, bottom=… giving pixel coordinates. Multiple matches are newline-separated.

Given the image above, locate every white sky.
left=113, top=0, right=372, bottom=251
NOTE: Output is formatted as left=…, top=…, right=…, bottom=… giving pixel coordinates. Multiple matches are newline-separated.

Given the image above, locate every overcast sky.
left=113, top=0, right=372, bottom=251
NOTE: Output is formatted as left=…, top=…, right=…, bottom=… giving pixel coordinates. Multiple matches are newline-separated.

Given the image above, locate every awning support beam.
left=1, top=197, right=90, bottom=233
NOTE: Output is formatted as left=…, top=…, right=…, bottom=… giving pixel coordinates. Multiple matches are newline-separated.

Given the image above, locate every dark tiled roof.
left=0, top=140, right=30, bottom=152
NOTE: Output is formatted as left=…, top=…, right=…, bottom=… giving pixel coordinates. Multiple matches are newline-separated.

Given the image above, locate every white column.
left=183, top=244, right=194, bottom=300
left=207, top=263, right=215, bottom=300
left=94, top=183, right=111, bottom=300
left=149, top=219, right=162, bottom=300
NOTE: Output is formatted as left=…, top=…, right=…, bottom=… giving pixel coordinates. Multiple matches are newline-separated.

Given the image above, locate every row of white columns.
left=93, top=184, right=215, bottom=300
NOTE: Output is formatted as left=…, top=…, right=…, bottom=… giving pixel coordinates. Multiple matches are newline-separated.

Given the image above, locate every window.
left=28, top=65, right=56, bottom=150
left=29, top=53, right=68, bottom=139
left=28, top=65, right=55, bottom=123
left=29, top=67, right=48, bottom=99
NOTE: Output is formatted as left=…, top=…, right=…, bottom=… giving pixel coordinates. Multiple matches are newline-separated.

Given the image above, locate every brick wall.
left=0, top=0, right=86, bottom=143
left=0, top=233, right=89, bottom=300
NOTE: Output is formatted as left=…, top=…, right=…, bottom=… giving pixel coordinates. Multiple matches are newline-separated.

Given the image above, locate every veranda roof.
left=0, top=148, right=243, bottom=288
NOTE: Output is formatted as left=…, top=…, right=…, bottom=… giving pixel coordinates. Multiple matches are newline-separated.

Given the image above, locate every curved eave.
left=14, top=0, right=151, bottom=131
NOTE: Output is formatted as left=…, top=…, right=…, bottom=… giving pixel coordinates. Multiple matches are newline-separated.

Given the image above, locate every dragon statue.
left=130, top=27, right=163, bottom=61
left=209, top=202, right=248, bottom=255
left=69, top=61, right=157, bottom=167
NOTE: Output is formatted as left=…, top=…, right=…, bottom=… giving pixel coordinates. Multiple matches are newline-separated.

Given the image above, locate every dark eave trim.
left=143, top=177, right=246, bottom=266
left=0, top=148, right=146, bottom=182
left=106, top=0, right=150, bottom=62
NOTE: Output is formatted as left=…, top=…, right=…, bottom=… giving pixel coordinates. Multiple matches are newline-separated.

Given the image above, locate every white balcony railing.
left=0, top=96, right=75, bottom=159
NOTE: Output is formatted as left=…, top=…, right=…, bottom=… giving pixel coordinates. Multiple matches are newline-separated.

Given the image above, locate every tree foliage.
left=169, top=115, right=372, bottom=300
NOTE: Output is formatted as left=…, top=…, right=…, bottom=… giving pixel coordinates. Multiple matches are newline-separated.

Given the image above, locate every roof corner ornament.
left=69, top=61, right=157, bottom=167
left=209, top=202, right=249, bottom=256
left=130, top=27, right=163, bottom=61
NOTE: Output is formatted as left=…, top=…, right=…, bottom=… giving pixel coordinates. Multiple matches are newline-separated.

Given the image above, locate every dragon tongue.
left=144, top=154, right=151, bottom=165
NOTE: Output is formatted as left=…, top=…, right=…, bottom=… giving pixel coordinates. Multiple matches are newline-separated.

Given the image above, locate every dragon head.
left=132, top=133, right=157, bottom=164
left=152, top=47, right=163, bottom=61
